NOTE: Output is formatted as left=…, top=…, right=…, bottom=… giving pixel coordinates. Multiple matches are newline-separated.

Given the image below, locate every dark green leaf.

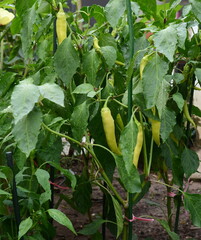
left=184, top=192, right=201, bottom=227
left=70, top=101, right=89, bottom=141
left=173, top=92, right=184, bottom=112
left=160, top=108, right=176, bottom=142
left=101, top=46, right=117, bottom=69
left=18, top=217, right=33, bottom=240
left=47, top=209, right=76, bottom=235
left=134, top=0, right=157, bottom=19
left=192, top=105, right=201, bottom=117
left=83, top=49, right=100, bottom=85
left=111, top=195, right=123, bottom=238
left=0, top=72, right=16, bottom=97
left=181, top=148, right=199, bottom=178
left=54, top=37, right=80, bottom=86
left=78, top=219, right=108, bottom=235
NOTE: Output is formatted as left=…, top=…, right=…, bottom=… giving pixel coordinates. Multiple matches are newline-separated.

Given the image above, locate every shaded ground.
left=53, top=168, right=201, bottom=240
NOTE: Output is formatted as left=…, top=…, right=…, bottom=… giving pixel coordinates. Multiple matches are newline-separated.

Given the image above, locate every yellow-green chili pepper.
left=56, top=3, right=67, bottom=45
left=133, top=117, right=143, bottom=168
left=101, top=106, right=121, bottom=155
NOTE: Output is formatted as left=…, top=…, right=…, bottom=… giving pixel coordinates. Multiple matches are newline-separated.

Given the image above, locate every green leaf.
left=70, top=101, right=89, bottom=141
left=83, top=49, right=100, bottom=85
left=101, top=46, right=117, bottom=69
left=12, top=109, right=42, bottom=157
left=73, top=83, right=94, bottom=94
left=156, top=79, right=170, bottom=118
left=181, top=148, right=199, bottom=178
left=47, top=209, right=76, bottom=235
left=21, top=5, right=37, bottom=62
left=105, top=0, right=126, bottom=27
left=79, top=219, right=107, bottom=235
left=18, top=217, right=33, bottom=240
left=153, top=26, right=177, bottom=62
left=39, top=83, right=64, bottom=107
left=54, top=37, right=80, bottom=86
left=11, top=79, right=40, bottom=124
left=114, top=154, right=141, bottom=193
left=189, top=0, right=201, bottom=22
left=184, top=192, right=201, bottom=227
left=174, top=22, right=187, bottom=50
left=156, top=219, right=180, bottom=240
left=134, top=0, right=157, bottom=18
left=119, top=116, right=138, bottom=172
left=192, top=105, right=201, bottom=117
left=0, top=189, right=11, bottom=196
left=160, top=108, right=176, bottom=142
left=16, top=0, right=36, bottom=16
left=173, top=92, right=184, bottom=112
left=35, top=169, right=50, bottom=191
left=47, top=161, right=76, bottom=189
left=0, top=72, right=16, bottom=97
left=111, top=195, right=123, bottom=238
left=142, top=53, right=169, bottom=109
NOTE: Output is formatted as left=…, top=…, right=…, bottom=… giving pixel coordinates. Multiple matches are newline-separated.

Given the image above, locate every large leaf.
left=160, top=107, right=176, bottom=142
left=11, top=79, right=40, bottom=124
left=39, top=83, right=64, bottom=107
left=54, top=37, right=80, bottom=86
left=142, top=53, right=169, bottom=109
left=134, top=0, right=157, bottom=19
left=153, top=26, right=177, bottom=62
left=12, top=109, right=42, bottom=157
left=18, top=217, right=33, bottom=240
left=70, top=101, right=89, bottom=141
left=184, top=192, right=201, bottom=227
left=189, top=0, right=201, bottom=22
left=35, top=169, right=51, bottom=205
left=181, top=148, right=199, bottom=178
left=105, top=0, right=126, bottom=28
left=21, top=4, right=36, bottom=62
left=174, top=22, right=187, bottom=50
left=101, top=46, right=117, bottom=69
left=47, top=209, right=76, bottom=235
left=119, top=116, right=138, bottom=172
left=114, top=154, right=141, bottom=193
left=82, top=49, right=100, bottom=85
left=16, top=0, right=36, bottom=16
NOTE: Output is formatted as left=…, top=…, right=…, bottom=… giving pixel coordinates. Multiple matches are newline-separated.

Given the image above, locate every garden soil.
left=53, top=163, right=201, bottom=240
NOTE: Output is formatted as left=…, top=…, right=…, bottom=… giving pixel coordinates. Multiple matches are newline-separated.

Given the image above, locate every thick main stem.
left=125, top=0, right=135, bottom=239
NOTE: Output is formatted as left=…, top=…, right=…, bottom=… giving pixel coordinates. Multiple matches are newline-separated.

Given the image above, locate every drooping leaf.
left=18, top=217, right=33, bottom=240
left=39, top=83, right=64, bottom=107
left=82, top=49, right=100, bottom=85
left=11, top=79, right=40, bottom=124
left=111, top=195, right=123, bottom=238
left=105, top=0, right=126, bottom=28
left=181, top=148, right=199, bottom=178
left=173, top=92, right=184, bottom=112
left=184, top=192, right=201, bottom=227
left=101, top=46, right=117, bottom=69
left=12, top=109, right=42, bottom=157
left=54, top=37, right=80, bottom=86
left=21, top=5, right=36, bottom=62
left=153, top=26, right=177, bottom=62
left=114, top=154, right=141, bottom=193
left=47, top=209, right=76, bottom=235
left=119, top=116, right=138, bottom=172
left=174, top=22, right=187, bottom=50
left=160, top=107, right=176, bottom=142
left=142, top=53, right=169, bottom=109
left=78, top=219, right=108, bottom=235
left=156, top=79, right=170, bottom=118
left=70, top=101, right=89, bottom=141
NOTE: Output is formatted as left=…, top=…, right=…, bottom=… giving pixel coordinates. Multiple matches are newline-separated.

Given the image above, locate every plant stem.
left=0, top=33, right=4, bottom=70
left=126, top=0, right=135, bottom=238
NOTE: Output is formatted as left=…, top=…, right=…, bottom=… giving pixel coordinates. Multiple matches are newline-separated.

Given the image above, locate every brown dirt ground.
left=52, top=167, right=201, bottom=240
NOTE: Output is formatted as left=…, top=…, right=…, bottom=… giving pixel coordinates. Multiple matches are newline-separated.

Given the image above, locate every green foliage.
left=1, top=0, right=201, bottom=239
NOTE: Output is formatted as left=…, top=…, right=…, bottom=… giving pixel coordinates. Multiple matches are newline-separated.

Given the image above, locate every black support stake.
left=6, top=152, right=24, bottom=240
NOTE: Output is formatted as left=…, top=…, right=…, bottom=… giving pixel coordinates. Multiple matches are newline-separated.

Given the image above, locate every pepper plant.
left=1, top=0, right=201, bottom=239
